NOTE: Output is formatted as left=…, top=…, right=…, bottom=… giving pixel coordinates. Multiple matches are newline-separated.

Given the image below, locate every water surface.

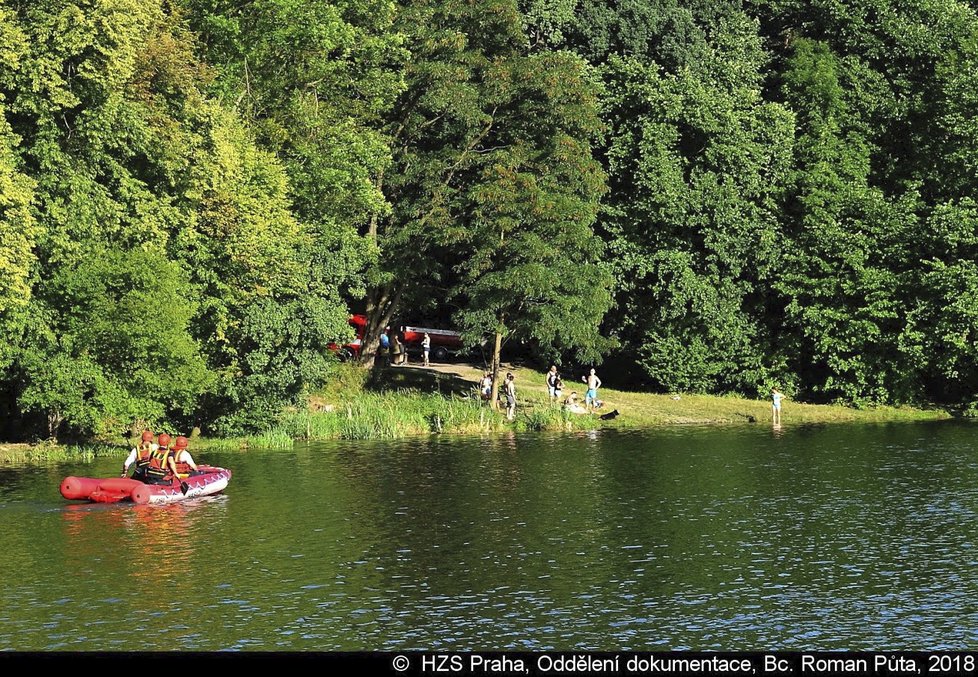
left=2, top=421, right=977, bottom=650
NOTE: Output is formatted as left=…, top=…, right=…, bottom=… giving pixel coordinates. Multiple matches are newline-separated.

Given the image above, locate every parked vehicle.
left=399, top=323, right=464, bottom=361
left=328, top=315, right=465, bottom=363
left=327, top=314, right=368, bottom=361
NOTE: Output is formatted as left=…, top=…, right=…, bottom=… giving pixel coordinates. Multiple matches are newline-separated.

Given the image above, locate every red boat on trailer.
left=60, top=465, right=232, bottom=505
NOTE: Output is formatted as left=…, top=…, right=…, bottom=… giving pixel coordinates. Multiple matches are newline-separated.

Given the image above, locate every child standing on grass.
left=480, top=373, right=493, bottom=401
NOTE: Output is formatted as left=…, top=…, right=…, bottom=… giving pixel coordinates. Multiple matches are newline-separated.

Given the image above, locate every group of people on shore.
left=479, top=371, right=518, bottom=420
left=476, top=366, right=606, bottom=420
left=547, top=365, right=604, bottom=414
left=121, top=430, right=201, bottom=484
left=383, top=330, right=432, bottom=367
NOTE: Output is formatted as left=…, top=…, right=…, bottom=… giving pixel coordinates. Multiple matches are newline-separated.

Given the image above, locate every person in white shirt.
left=172, top=435, right=200, bottom=474
left=122, top=429, right=158, bottom=477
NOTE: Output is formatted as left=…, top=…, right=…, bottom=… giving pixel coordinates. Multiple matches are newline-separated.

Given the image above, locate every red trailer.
left=399, top=323, right=464, bottom=361
left=327, top=314, right=368, bottom=361
left=329, top=315, right=465, bottom=362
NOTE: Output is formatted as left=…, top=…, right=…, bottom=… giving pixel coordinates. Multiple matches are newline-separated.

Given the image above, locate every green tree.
left=595, top=9, right=794, bottom=394
left=354, top=0, right=525, bottom=366
left=359, top=0, right=611, bottom=376
left=900, top=200, right=978, bottom=405
left=183, top=0, right=409, bottom=384
left=171, top=103, right=357, bottom=433
left=517, top=0, right=576, bottom=49
left=0, top=0, right=356, bottom=437
left=450, top=50, right=612, bottom=401
left=0, top=6, right=34, bottom=371
left=17, top=250, right=211, bottom=440
left=0, top=111, right=35, bottom=371
left=561, top=0, right=735, bottom=70
left=184, top=0, right=403, bottom=230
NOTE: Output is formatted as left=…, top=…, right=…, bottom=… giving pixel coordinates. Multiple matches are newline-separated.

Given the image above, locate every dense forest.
left=2, top=0, right=978, bottom=441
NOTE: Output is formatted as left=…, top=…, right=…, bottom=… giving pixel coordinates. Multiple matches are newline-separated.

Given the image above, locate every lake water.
left=2, top=421, right=977, bottom=651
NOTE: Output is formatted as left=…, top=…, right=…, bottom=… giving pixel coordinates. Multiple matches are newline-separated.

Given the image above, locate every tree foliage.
left=0, top=0, right=358, bottom=438
left=596, top=8, right=794, bottom=394
left=357, top=0, right=611, bottom=371
left=450, top=50, right=613, bottom=371
left=4, top=0, right=978, bottom=443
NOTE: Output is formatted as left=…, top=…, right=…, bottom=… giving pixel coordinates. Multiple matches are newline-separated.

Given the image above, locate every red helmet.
left=174, top=436, right=188, bottom=450
left=158, top=433, right=171, bottom=447
left=141, top=430, right=154, bottom=442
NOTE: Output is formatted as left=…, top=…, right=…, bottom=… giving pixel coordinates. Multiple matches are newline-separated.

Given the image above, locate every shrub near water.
left=0, top=443, right=108, bottom=465
left=522, top=406, right=579, bottom=432
left=277, top=392, right=509, bottom=440
left=254, top=383, right=598, bottom=442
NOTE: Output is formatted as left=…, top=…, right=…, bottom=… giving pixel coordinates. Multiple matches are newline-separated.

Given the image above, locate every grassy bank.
left=194, top=362, right=949, bottom=450
left=0, top=443, right=114, bottom=465
left=195, top=392, right=588, bottom=450
left=0, top=362, right=952, bottom=462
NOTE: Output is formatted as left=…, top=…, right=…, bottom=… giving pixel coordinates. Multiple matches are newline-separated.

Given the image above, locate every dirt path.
left=384, top=359, right=554, bottom=397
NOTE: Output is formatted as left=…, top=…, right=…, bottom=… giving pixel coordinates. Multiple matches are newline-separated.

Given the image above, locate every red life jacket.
left=144, top=445, right=173, bottom=481
left=133, top=442, right=154, bottom=472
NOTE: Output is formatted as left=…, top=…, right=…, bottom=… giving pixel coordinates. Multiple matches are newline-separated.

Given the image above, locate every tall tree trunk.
left=360, top=285, right=402, bottom=369
left=488, top=329, right=503, bottom=410
left=47, top=409, right=62, bottom=443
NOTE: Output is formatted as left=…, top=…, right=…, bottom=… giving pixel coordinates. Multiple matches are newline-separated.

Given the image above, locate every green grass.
left=2, top=363, right=952, bottom=461
left=191, top=386, right=602, bottom=450
left=0, top=442, right=118, bottom=465
left=594, top=390, right=947, bottom=428
left=281, top=392, right=502, bottom=439
left=193, top=363, right=952, bottom=450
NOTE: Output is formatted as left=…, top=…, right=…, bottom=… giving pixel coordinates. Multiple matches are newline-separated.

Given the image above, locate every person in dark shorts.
left=546, top=366, right=561, bottom=400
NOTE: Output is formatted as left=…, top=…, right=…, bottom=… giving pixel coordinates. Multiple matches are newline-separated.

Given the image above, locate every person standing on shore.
left=505, top=372, right=517, bottom=420
left=480, top=372, right=493, bottom=401
left=391, top=333, right=405, bottom=365
left=583, top=368, right=602, bottom=413
left=546, top=366, right=561, bottom=401
left=772, top=387, right=783, bottom=426
left=422, top=333, right=431, bottom=366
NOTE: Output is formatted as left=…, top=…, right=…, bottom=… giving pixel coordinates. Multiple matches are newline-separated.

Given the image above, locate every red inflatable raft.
left=60, top=465, right=232, bottom=505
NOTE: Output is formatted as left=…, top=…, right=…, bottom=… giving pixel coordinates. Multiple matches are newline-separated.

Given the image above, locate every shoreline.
left=0, top=362, right=952, bottom=465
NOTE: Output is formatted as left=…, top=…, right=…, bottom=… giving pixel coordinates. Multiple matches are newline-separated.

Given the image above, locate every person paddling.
left=139, top=433, right=180, bottom=485
left=122, top=429, right=158, bottom=478
left=172, top=435, right=201, bottom=476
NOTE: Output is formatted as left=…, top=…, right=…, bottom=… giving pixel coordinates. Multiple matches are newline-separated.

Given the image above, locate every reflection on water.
left=2, top=422, right=978, bottom=650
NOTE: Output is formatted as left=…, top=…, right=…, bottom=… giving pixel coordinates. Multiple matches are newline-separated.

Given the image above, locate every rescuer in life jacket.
left=172, top=435, right=202, bottom=476
left=122, top=430, right=158, bottom=478
left=138, top=432, right=181, bottom=485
